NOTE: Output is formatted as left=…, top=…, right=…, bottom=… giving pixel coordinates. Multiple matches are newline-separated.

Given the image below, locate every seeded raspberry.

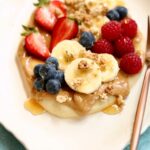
left=121, top=18, right=138, bottom=38
left=92, top=39, right=114, bottom=54
left=115, top=36, right=135, bottom=58
left=120, top=53, right=142, bottom=74
left=101, top=21, right=122, bottom=41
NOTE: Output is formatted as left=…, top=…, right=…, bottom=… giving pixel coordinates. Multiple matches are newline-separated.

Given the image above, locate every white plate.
left=0, top=0, right=150, bottom=150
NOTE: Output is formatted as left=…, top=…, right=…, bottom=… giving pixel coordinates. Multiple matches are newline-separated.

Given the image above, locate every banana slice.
left=51, top=40, right=85, bottom=70
left=98, top=54, right=119, bottom=82
left=65, top=58, right=102, bottom=94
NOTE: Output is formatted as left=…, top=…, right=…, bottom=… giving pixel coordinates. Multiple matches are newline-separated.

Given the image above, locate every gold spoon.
left=130, top=16, right=150, bottom=150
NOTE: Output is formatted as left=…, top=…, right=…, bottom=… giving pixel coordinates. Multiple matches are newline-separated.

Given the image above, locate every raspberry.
left=101, top=21, right=122, bottom=41
left=115, top=36, right=135, bottom=58
left=121, top=18, right=138, bottom=38
left=92, top=39, right=114, bottom=54
left=120, top=53, right=142, bottom=74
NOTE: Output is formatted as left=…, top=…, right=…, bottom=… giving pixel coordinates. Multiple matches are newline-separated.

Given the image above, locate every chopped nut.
left=90, top=7, right=101, bottom=17
left=99, top=93, right=108, bottom=100
left=90, top=25, right=99, bottom=35
left=72, top=78, right=83, bottom=89
left=97, top=57, right=108, bottom=71
left=56, top=95, right=68, bottom=103
left=117, top=95, right=125, bottom=106
left=84, top=16, right=92, bottom=27
left=100, top=3, right=109, bottom=15
left=97, top=57, right=106, bottom=65
left=83, top=51, right=98, bottom=61
left=65, top=51, right=75, bottom=61
left=79, top=25, right=88, bottom=33
left=78, top=60, right=91, bottom=70
left=56, top=91, right=72, bottom=103
left=94, top=84, right=108, bottom=101
left=100, top=64, right=107, bottom=71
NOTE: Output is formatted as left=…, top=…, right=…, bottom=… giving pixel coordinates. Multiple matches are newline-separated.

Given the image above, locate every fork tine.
left=146, top=16, right=150, bottom=64
left=147, top=16, right=150, bottom=50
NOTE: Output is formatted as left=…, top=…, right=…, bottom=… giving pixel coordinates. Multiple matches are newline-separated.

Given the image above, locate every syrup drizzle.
left=103, top=104, right=122, bottom=115
left=24, top=99, right=45, bottom=115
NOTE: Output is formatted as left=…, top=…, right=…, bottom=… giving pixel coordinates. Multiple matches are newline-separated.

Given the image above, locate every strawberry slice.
left=50, top=17, right=79, bottom=51
left=22, top=26, right=50, bottom=60
left=49, top=0, right=67, bottom=18
left=35, top=7, right=57, bottom=31
left=25, top=33, right=50, bottom=60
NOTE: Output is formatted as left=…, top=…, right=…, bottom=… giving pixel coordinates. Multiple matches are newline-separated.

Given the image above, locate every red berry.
left=35, top=7, right=57, bottom=32
left=92, top=39, right=114, bottom=54
left=101, top=21, right=122, bottom=41
left=120, top=53, right=142, bottom=74
left=115, top=36, right=135, bottom=58
left=121, top=18, right=138, bottom=38
left=25, top=33, right=50, bottom=60
left=49, top=1, right=67, bottom=18
left=50, top=17, right=79, bottom=51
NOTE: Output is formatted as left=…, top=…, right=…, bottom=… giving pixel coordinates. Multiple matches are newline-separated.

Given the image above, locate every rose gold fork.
left=130, top=16, right=150, bottom=150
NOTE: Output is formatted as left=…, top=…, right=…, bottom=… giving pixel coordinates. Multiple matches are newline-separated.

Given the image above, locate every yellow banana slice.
left=65, top=58, right=102, bottom=94
left=98, top=54, right=119, bottom=82
left=51, top=40, right=85, bottom=70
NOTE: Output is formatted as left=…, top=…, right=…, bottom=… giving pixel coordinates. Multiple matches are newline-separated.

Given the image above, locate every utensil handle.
left=130, top=68, right=150, bottom=150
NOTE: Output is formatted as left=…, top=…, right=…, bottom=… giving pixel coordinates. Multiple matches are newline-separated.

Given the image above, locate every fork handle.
left=130, top=67, right=150, bottom=150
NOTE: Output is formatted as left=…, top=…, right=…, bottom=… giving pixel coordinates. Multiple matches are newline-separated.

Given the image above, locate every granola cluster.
left=72, top=78, right=83, bottom=89
left=116, top=95, right=125, bottom=109
left=56, top=91, right=72, bottom=103
left=65, top=0, right=109, bottom=39
left=82, top=50, right=98, bottom=61
left=78, top=60, right=91, bottom=70
left=65, top=50, right=75, bottom=62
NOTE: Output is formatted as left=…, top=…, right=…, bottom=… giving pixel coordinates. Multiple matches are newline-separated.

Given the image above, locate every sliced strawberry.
left=25, top=33, right=50, bottom=60
left=49, top=0, right=67, bottom=18
left=35, top=7, right=57, bottom=31
left=50, top=17, right=79, bottom=51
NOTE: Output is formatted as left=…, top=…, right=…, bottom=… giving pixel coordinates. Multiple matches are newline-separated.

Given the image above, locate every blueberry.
left=33, top=78, right=45, bottom=91
left=106, top=9, right=120, bottom=21
left=54, top=70, right=64, bottom=84
left=45, top=57, right=59, bottom=69
left=45, top=66, right=57, bottom=81
left=115, top=6, right=128, bottom=20
left=34, top=64, right=43, bottom=77
left=79, top=32, right=95, bottom=50
left=39, top=64, right=56, bottom=79
left=46, top=79, right=61, bottom=94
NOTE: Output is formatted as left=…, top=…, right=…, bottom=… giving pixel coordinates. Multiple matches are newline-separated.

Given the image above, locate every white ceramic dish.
left=0, top=0, right=150, bottom=150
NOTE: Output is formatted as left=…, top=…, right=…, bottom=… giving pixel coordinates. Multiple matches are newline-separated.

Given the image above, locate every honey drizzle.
left=24, top=99, right=45, bottom=115
left=102, top=104, right=122, bottom=115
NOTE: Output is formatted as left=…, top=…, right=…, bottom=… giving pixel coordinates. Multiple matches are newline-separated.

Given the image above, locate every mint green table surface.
left=0, top=124, right=150, bottom=150
left=0, top=124, right=26, bottom=150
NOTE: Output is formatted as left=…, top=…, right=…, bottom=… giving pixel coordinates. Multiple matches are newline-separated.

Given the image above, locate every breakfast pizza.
left=17, top=0, right=145, bottom=118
